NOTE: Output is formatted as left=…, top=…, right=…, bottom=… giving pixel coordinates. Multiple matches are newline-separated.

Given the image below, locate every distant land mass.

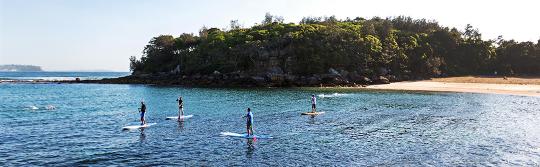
left=0, top=65, right=44, bottom=72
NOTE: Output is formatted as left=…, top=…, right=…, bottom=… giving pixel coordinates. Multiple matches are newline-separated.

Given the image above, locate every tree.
left=128, top=14, right=539, bottom=80
left=230, top=20, right=241, bottom=30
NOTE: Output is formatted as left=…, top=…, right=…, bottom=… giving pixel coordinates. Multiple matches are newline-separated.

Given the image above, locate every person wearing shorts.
left=139, top=101, right=146, bottom=125
left=244, top=108, right=254, bottom=136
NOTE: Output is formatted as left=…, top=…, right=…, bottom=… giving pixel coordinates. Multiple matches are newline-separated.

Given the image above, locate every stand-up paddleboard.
left=165, top=115, right=193, bottom=120
left=122, top=123, right=157, bottom=130
left=220, top=132, right=273, bottom=139
left=301, top=112, right=325, bottom=115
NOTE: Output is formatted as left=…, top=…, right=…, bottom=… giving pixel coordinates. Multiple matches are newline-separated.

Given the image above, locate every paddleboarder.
left=311, top=94, right=317, bottom=113
left=176, top=96, right=184, bottom=119
left=139, top=101, right=147, bottom=125
left=243, top=108, right=254, bottom=136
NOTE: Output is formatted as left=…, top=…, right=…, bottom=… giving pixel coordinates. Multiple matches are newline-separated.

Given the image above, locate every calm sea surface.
left=0, top=71, right=129, bottom=81
left=1, top=73, right=539, bottom=166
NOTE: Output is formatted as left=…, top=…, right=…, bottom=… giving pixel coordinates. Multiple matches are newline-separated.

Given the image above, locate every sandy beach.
left=365, top=76, right=540, bottom=97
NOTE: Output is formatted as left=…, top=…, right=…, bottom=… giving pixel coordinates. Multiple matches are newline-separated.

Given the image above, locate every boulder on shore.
left=374, top=76, right=390, bottom=84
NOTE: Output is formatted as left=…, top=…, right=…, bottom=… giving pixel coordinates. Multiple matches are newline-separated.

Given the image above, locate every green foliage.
left=130, top=15, right=540, bottom=77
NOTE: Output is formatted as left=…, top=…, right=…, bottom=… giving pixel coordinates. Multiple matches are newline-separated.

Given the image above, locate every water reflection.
left=138, top=128, right=146, bottom=142
left=246, top=138, right=255, bottom=158
left=307, top=115, right=317, bottom=124
left=177, top=119, right=185, bottom=131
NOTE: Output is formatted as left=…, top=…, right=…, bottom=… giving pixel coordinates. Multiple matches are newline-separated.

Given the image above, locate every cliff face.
left=0, top=65, right=43, bottom=72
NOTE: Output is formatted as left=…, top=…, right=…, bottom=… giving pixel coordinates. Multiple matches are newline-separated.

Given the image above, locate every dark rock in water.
left=69, top=66, right=408, bottom=87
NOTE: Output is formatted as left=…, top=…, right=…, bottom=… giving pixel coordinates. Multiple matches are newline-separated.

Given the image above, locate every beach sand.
left=364, top=76, right=540, bottom=97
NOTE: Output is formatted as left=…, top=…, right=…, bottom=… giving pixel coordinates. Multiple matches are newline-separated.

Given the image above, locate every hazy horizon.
left=1, top=0, right=539, bottom=71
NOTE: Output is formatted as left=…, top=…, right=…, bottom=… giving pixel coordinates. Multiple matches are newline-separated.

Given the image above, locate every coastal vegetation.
left=127, top=14, right=540, bottom=86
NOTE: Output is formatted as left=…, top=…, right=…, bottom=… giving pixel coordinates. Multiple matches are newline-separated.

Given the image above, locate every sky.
left=1, top=0, right=539, bottom=71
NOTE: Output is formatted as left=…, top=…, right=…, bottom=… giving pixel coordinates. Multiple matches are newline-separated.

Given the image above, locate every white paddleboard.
left=122, top=123, right=157, bottom=130
left=165, top=115, right=193, bottom=120
left=220, top=132, right=273, bottom=139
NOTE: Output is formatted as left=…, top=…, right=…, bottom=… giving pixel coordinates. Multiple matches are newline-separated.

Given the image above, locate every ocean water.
left=1, top=83, right=540, bottom=166
left=0, top=71, right=129, bottom=81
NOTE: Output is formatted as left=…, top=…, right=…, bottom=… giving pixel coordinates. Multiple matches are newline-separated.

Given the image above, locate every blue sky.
left=1, top=0, right=539, bottom=71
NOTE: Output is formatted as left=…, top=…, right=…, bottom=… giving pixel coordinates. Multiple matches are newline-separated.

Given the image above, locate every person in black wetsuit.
left=176, top=96, right=184, bottom=120
left=311, top=94, right=317, bottom=113
left=139, top=101, right=146, bottom=125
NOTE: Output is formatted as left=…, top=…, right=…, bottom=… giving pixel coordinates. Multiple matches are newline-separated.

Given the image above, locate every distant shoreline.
left=0, top=64, right=43, bottom=72
left=0, top=71, right=129, bottom=83
left=6, top=74, right=540, bottom=97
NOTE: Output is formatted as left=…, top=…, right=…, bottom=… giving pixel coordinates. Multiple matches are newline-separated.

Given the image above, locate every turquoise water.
left=1, top=83, right=540, bottom=166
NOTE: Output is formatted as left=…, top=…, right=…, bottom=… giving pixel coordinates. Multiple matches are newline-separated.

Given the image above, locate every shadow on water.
left=307, top=115, right=317, bottom=124
left=246, top=139, right=255, bottom=158
left=138, top=128, right=146, bottom=142
left=177, top=120, right=185, bottom=131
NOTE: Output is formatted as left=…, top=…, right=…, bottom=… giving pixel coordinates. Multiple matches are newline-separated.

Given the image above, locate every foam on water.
left=317, top=93, right=349, bottom=98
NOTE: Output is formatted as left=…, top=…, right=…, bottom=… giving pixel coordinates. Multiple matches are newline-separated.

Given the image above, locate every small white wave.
left=317, top=93, right=349, bottom=98
left=45, top=105, right=56, bottom=110
left=29, top=105, right=39, bottom=110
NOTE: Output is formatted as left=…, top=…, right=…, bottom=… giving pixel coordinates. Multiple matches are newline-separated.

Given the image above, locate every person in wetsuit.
left=176, top=96, right=184, bottom=120
left=139, top=101, right=146, bottom=125
left=243, top=108, right=254, bottom=136
left=311, top=94, right=317, bottom=113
